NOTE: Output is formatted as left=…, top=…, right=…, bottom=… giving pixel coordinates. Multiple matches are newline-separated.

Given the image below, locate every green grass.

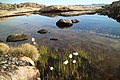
left=37, top=46, right=107, bottom=80
left=0, top=42, right=120, bottom=80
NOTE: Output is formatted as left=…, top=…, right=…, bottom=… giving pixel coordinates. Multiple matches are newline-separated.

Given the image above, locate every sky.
left=0, top=0, right=119, bottom=5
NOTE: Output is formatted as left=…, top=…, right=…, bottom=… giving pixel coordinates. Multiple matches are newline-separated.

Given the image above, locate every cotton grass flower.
left=63, top=60, right=69, bottom=65
left=73, top=52, right=78, bottom=56
left=33, top=42, right=36, bottom=45
left=31, top=38, right=35, bottom=42
left=72, top=60, right=76, bottom=64
left=49, top=66, right=54, bottom=70
left=69, top=54, right=73, bottom=58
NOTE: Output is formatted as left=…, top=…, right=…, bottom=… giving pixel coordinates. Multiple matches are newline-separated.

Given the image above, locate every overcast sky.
left=0, top=0, right=119, bottom=5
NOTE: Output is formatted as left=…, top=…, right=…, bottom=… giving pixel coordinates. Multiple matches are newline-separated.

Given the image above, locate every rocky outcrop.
left=37, top=29, right=48, bottom=34
left=40, top=5, right=101, bottom=16
left=97, top=1, right=120, bottom=22
left=0, top=54, right=40, bottom=80
left=40, top=5, right=101, bottom=12
left=0, top=2, right=46, bottom=18
left=6, top=34, right=28, bottom=42
left=0, top=2, right=45, bottom=10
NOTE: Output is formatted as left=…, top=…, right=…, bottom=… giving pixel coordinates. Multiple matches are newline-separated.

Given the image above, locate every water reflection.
left=56, top=22, right=73, bottom=29
left=33, top=12, right=59, bottom=17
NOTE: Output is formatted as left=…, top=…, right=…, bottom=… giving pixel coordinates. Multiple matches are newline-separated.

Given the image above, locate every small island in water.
left=0, top=1, right=120, bottom=80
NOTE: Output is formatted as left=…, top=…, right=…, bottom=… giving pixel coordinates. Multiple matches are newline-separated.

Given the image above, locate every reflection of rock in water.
left=33, top=12, right=59, bottom=17
left=0, top=17, right=10, bottom=21
left=56, top=24, right=72, bottom=29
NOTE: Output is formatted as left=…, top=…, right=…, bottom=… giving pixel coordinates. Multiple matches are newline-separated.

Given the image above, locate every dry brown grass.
left=9, top=43, right=39, bottom=61
left=0, top=43, right=9, bottom=53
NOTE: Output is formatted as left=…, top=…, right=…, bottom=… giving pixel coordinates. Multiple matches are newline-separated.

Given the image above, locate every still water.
left=0, top=14, right=120, bottom=53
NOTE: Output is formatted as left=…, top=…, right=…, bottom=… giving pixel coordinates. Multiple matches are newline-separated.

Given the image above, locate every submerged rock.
left=50, top=38, right=58, bottom=41
left=6, top=34, right=28, bottom=42
left=56, top=19, right=73, bottom=27
left=37, top=29, right=48, bottom=34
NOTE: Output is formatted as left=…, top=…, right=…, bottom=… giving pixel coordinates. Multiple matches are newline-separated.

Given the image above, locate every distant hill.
left=84, top=3, right=107, bottom=6
left=91, top=3, right=107, bottom=6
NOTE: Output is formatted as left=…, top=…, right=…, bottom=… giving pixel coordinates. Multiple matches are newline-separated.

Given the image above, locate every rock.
left=50, top=38, right=58, bottom=41
left=10, top=66, right=40, bottom=80
left=71, top=19, right=80, bottom=23
left=0, top=54, right=40, bottom=80
left=37, top=29, right=48, bottom=34
left=6, top=34, right=28, bottom=42
left=20, top=56, right=35, bottom=66
left=0, top=66, right=40, bottom=80
left=56, top=19, right=73, bottom=27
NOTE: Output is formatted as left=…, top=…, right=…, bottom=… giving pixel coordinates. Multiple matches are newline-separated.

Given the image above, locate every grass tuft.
left=0, top=43, right=9, bottom=54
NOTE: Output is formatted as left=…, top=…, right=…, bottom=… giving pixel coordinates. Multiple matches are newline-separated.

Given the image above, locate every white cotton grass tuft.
left=69, top=54, right=73, bottom=58
left=31, top=38, right=35, bottom=42
left=73, top=52, right=78, bottom=56
left=33, top=42, right=36, bottom=45
left=49, top=66, right=54, bottom=70
left=73, top=60, right=76, bottom=64
left=63, top=60, right=69, bottom=65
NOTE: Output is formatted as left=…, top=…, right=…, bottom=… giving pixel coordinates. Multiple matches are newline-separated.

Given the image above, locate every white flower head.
left=73, top=60, right=76, bottom=64
left=63, top=60, right=69, bottom=65
left=31, top=38, right=35, bottom=42
left=49, top=66, right=54, bottom=70
left=73, top=52, right=78, bottom=56
left=69, top=54, right=73, bottom=58
left=33, top=42, right=36, bottom=45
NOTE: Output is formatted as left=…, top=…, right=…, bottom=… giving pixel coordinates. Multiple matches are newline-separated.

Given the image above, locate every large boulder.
left=6, top=34, right=28, bottom=42
left=0, top=66, right=40, bottom=80
left=56, top=19, right=73, bottom=27
left=0, top=54, right=40, bottom=80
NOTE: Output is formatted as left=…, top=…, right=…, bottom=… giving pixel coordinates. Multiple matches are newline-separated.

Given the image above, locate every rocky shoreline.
left=97, top=1, right=120, bottom=22
left=0, top=2, right=101, bottom=18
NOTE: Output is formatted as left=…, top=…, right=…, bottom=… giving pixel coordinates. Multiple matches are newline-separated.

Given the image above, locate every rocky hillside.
left=97, top=1, right=120, bottom=22
left=0, top=2, right=45, bottom=10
